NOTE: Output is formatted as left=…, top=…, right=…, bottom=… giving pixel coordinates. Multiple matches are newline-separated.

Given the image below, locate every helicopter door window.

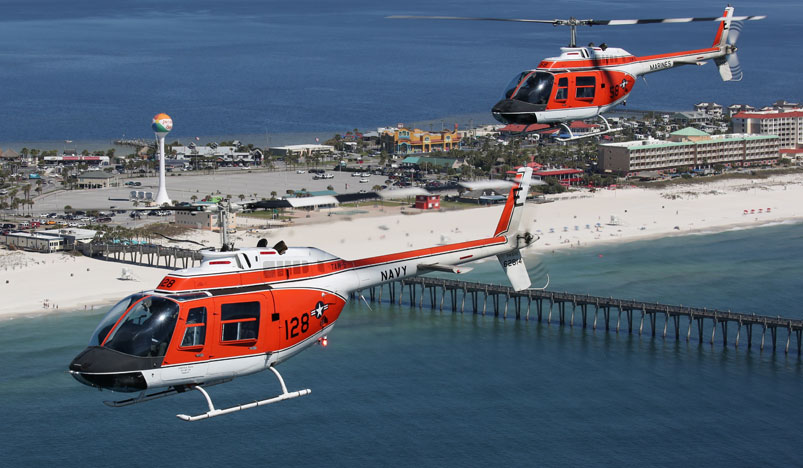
left=180, top=307, right=207, bottom=348
left=576, top=76, right=596, bottom=100
left=555, top=77, right=569, bottom=101
left=221, top=301, right=260, bottom=342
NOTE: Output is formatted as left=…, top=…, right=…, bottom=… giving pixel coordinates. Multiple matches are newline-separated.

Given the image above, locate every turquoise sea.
left=1, top=223, right=801, bottom=467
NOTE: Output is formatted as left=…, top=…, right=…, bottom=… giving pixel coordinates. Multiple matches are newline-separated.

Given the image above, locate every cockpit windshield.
left=503, top=71, right=554, bottom=105
left=502, top=71, right=530, bottom=99
left=101, top=296, right=180, bottom=357
left=88, top=293, right=147, bottom=346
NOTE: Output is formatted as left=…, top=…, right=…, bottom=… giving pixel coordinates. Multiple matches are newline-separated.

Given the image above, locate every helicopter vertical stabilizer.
left=493, top=167, right=532, bottom=238
left=712, top=6, right=734, bottom=48
left=494, top=167, right=533, bottom=291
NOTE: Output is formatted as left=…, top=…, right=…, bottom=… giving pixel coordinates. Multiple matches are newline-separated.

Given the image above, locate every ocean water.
left=1, top=223, right=802, bottom=467
left=0, top=0, right=800, bottom=144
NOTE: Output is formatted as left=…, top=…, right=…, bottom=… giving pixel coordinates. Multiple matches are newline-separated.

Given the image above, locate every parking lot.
left=29, top=166, right=385, bottom=215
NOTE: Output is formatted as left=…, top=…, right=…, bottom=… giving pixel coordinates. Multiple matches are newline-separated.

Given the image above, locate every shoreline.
left=3, top=173, right=802, bottom=320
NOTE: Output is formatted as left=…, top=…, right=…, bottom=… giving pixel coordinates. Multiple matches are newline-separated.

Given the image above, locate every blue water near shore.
left=0, top=0, right=800, bottom=144
left=1, top=223, right=802, bottom=467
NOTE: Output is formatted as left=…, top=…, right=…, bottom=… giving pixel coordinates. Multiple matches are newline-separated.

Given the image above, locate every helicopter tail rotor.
left=712, top=7, right=747, bottom=82
left=715, top=18, right=744, bottom=82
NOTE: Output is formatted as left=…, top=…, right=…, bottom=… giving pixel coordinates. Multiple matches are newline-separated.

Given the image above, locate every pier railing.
left=357, top=276, right=803, bottom=356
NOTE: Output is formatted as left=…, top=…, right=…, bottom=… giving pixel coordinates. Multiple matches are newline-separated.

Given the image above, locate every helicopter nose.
left=491, top=99, right=544, bottom=125
left=69, top=346, right=152, bottom=392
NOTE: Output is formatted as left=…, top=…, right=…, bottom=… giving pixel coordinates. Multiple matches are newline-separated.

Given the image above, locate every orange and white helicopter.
left=69, top=167, right=537, bottom=421
left=390, top=6, right=764, bottom=140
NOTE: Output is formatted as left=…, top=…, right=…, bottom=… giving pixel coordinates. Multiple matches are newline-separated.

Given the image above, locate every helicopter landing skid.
left=176, top=366, right=311, bottom=422
left=103, top=378, right=232, bottom=408
left=556, top=115, right=621, bottom=142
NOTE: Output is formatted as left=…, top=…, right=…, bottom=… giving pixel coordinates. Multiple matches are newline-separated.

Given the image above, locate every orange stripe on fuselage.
left=351, top=236, right=506, bottom=268
left=493, top=185, right=517, bottom=237
left=538, top=47, right=720, bottom=71
left=155, top=237, right=507, bottom=294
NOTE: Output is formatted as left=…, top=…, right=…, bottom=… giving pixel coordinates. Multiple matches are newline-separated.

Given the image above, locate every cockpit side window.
left=220, top=301, right=260, bottom=342
left=180, top=307, right=207, bottom=348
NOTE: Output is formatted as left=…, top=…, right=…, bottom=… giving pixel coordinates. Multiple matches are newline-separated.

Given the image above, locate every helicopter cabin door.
left=205, top=291, right=278, bottom=378
left=160, top=299, right=214, bottom=383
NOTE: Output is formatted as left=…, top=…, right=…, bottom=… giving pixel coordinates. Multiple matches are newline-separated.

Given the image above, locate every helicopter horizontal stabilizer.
left=496, top=250, right=531, bottom=291
left=417, top=263, right=474, bottom=274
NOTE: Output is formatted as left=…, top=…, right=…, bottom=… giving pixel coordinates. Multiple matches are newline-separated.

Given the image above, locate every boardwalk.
left=358, top=276, right=803, bottom=356
left=76, top=243, right=203, bottom=270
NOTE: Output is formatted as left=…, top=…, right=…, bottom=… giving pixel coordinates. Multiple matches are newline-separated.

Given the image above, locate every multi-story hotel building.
left=732, top=109, right=803, bottom=150
left=599, top=128, right=779, bottom=175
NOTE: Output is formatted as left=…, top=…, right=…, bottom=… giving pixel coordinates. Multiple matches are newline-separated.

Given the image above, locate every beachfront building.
left=42, top=154, right=111, bottom=166
left=172, top=145, right=261, bottom=165
left=0, top=231, right=64, bottom=253
left=380, top=126, right=461, bottom=155
left=414, top=195, right=440, bottom=210
left=268, top=145, right=335, bottom=161
left=399, top=156, right=464, bottom=171
left=533, top=168, right=585, bottom=187
left=175, top=210, right=237, bottom=231
left=39, top=228, right=97, bottom=250
left=0, top=148, right=22, bottom=166
left=76, top=171, right=118, bottom=189
left=599, top=128, right=780, bottom=175
left=732, top=108, right=803, bottom=150
left=694, top=102, right=724, bottom=118
left=727, top=104, right=757, bottom=118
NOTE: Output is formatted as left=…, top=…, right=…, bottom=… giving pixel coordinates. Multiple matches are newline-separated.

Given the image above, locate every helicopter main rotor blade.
left=388, top=14, right=765, bottom=27
left=387, top=15, right=558, bottom=25
left=589, top=15, right=765, bottom=26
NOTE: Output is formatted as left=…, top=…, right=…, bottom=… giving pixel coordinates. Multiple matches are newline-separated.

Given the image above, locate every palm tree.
left=270, top=191, right=277, bottom=200
left=190, top=195, right=198, bottom=203
left=238, top=194, right=245, bottom=202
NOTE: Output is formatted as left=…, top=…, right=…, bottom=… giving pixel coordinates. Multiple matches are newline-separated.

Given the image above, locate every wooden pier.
left=357, top=277, right=803, bottom=356
left=76, top=243, right=203, bottom=269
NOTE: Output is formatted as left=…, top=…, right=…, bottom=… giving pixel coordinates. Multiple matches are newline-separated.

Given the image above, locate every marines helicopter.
left=389, top=6, right=765, bottom=140
left=69, top=167, right=538, bottom=421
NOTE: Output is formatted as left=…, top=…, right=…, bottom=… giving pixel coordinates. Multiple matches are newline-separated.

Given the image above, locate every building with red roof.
left=533, top=167, right=585, bottom=186
left=732, top=109, right=803, bottom=150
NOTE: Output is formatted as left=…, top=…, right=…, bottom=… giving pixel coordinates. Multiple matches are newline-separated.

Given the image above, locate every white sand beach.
left=2, top=173, right=802, bottom=318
